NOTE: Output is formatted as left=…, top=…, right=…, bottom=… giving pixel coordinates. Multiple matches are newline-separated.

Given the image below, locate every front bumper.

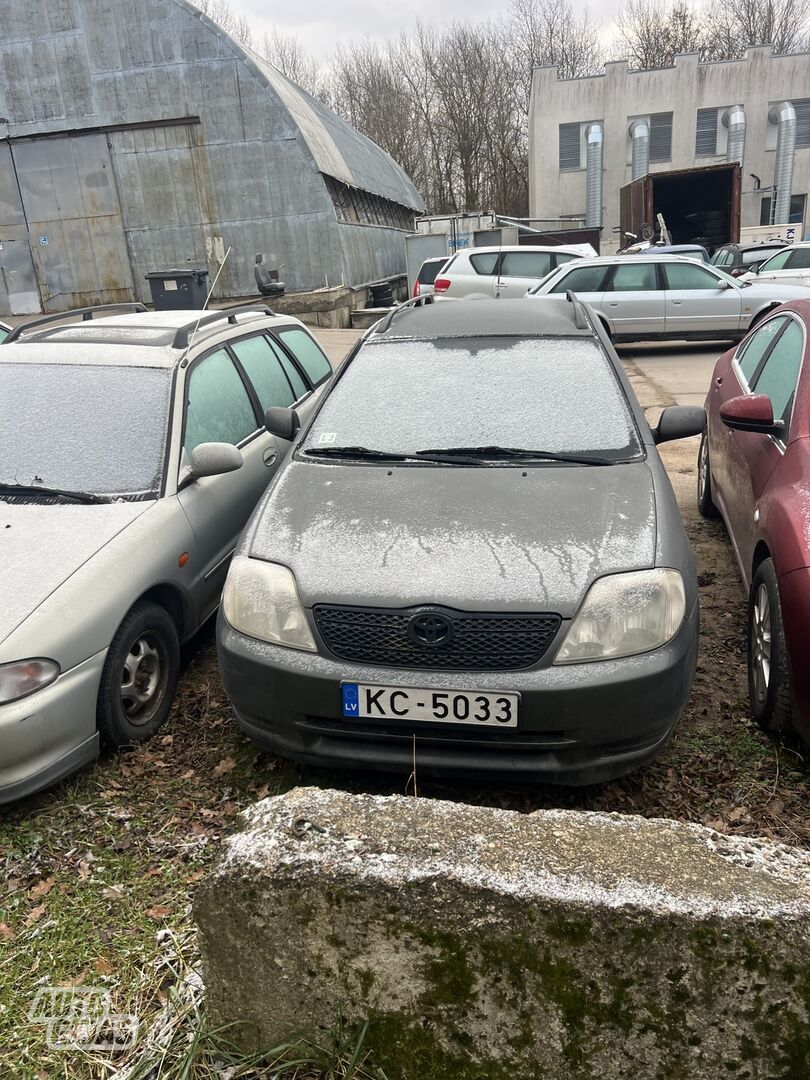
left=217, top=605, right=699, bottom=786
left=0, top=650, right=105, bottom=804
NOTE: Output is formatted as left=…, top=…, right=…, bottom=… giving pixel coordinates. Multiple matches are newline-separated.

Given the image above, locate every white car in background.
left=433, top=244, right=594, bottom=301
left=741, top=241, right=810, bottom=287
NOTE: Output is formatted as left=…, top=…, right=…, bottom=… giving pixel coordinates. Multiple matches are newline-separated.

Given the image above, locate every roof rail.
left=374, top=294, right=434, bottom=335
left=172, top=305, right=276, bottom=349
left=565, top=290, right=590, bottom=330
left=4, top=302, right=148, bottom=343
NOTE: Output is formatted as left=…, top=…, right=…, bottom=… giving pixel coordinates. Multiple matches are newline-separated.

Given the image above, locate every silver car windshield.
left=1, top=363, right=172, bottom=499
left=303, top=337, right=642, bottom=461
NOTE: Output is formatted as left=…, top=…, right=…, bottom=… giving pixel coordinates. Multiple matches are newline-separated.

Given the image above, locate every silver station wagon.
left=0, top=304, right=332, bottom=802
left=218, top=298, right=704, bottom=785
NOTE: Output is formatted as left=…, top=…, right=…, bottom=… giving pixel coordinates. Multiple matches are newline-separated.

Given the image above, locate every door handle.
left=671, top=300, right=683, bottom=306
left=262, top=446, right=278, bottom=467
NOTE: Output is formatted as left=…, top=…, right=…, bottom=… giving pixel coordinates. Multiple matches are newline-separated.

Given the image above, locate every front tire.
left=748, top=559, right=794, bottom=735
left=97, top=601, right=180, bottom=748
left=697, top=432, right=719, bottom=519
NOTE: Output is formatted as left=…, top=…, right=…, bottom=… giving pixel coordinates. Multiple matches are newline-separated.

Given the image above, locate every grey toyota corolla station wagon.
left=218, top=299, right=703, bottom=784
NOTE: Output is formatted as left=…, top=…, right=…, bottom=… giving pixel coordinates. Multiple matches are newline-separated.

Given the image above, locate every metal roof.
left=375, top=298, right=595, bottom=339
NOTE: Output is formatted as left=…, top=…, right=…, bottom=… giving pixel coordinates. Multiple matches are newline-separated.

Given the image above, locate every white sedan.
left=741, top=241, right=810, bottom=287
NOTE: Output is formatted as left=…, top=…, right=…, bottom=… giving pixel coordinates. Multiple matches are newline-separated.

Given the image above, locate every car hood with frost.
left=244, top=460, right=657, bottom=617
left=0, top=500, right=152, bottom=647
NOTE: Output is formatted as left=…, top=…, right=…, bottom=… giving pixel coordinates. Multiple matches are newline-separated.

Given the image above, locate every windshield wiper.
left=414, top=445, right=619, bottom=466
left=303, top=445, right=414, bottom=462
left=0, top=483, right=109, bottom=504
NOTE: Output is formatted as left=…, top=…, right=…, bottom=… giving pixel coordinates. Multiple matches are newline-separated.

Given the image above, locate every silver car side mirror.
left=188, top=442, right=243, bottom=480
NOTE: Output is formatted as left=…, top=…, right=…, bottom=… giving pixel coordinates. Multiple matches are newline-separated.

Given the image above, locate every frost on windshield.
left=304, top=337, right=641, bottom=459
left=0, top=363, right=172, bottom=497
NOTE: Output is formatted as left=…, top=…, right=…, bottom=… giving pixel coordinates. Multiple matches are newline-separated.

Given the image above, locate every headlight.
left=554, top=569, right=686, bottom=664
left=0, top=659, right=60, bottom=704
left=222, top=557, right=316, bottom=651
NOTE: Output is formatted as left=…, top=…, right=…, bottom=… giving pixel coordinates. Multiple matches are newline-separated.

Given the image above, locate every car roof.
left=372, top=298, right=595, bottom=339
left=0, top=307, right=293, bottom=366
left=455, top=244, right=586, bottom=256
left=561, top=254, right=708, bottom=266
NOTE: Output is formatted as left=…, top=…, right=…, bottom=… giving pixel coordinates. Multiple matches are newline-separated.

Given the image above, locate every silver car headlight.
left=0, top=659, right=60, bottom=704
left=222, top=557, right=316, bottom=651
left=554, top=569, right=686, bottom=664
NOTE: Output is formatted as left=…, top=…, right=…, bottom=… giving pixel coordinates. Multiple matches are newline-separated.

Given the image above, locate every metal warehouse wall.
left=529, top=46, right=810, bottom=254
left=0, top=0, right=422, bottom=314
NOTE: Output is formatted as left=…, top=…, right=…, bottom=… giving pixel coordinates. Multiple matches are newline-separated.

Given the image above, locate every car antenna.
left=187, top=246, right=232, bottom=350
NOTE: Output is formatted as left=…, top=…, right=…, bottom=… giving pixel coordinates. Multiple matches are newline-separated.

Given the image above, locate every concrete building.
left=0, top=0, right=423, bottom=315
left=529, top=47, right=810, bottom=253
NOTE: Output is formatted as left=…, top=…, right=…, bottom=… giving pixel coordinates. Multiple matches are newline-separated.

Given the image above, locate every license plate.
left=341, top=683, right=518, bottom=727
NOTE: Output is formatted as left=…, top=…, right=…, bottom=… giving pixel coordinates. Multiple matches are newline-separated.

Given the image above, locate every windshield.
left=302, top=337, right=642, bottom=462
left=1, top=363, right=172, bottom=498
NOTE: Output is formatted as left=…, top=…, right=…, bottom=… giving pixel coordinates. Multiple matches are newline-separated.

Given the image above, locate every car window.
left=500, top=251, right=553, bottom=279
left=606, top=263, right=657, bottom=291
left=759, top=249, right=793, bottom=271
left=1, top=363, right=172, bottom=498
left=554, top=252, right=580, bottom=267
left=469, top=252, right=499, bottom=275
left=302, top=336, right=642, bottom=461
left=742, top=247, right=784, bottom=267
left=230, top=334, right=296, bottom=411
left=276, top=326, right=331, bottom=385
left=417, top=260, right=445, bottom=285
left=266, top=335, right=307, bottom=398
left=788, top=248, right=810, bottom=270
left=714, top=250, right=732, bottom=267
left=736, top=316, right=787, bottom=386
left=0, top=325, right=8, bottom=343
left=752, top=319, right=805, bottom=429
left=549, top=265, right=609, bottom=293
left=184, top=347, right=257, bottom=454
left=663, top=263, right=723, bottom=290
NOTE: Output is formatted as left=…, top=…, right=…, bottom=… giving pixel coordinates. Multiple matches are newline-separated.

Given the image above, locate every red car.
left=698, top=300, right=810, bottom=743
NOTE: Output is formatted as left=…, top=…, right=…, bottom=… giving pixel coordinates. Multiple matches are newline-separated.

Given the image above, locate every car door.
left=662, top=261, right=742, bottom=335
left=545, top=263, right=609, bottom=309
left=726, top=317, right=805, bottom=579
left=599, top=260, right=664, bottom=337
left=176, top=342, right=290, bottom=622
left=709, top=316, right=788, bottom=511
left=493, top=250, right=555, bottom=298
left=778, top=247, right=810, bottom=287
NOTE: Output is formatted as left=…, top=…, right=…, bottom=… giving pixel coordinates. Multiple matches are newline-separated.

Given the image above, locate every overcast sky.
left=228, top=0, right=622, bottom=61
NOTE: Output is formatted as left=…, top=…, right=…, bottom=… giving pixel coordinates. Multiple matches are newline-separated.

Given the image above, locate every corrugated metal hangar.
left=0, top=0, right=423, bottom=314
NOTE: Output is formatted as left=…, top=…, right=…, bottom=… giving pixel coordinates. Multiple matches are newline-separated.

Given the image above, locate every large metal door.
left=619, top=177, right=648, bottom=245
left=12, top=133, right=135, bottom=311
left=0, top=142, right=40, bottom=314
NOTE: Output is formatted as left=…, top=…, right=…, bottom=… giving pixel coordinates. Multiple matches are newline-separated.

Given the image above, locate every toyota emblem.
left=408, top=611, right=454, bottom=647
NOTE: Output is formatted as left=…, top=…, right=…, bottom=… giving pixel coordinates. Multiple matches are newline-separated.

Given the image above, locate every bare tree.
left=704, top=0, right=810, bottom=57
left=259, top=29, right=324, bottom=96
left=509, top=0, right=604, bottom=85
left=194, top=0, right=253, bottom=47
left=613, top=0, right=705, bottom=68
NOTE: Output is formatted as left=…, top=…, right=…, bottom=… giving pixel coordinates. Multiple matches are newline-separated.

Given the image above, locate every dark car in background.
left=218, top=298, right=704, bottom=786
left=711, top=242, right=788, bottom=278
left=698, top=300, right=810, bottom=746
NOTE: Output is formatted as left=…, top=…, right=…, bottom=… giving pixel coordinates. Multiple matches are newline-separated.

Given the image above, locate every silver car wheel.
left=120, top=634, right=169, bottom=725
left=751, top=584, right=772, bottom=704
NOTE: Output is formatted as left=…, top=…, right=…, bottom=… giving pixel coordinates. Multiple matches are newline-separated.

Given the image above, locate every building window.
left=695, top=108, right=719, bottom=156
left=759, top=193, right=806, bottom=225
left=323, top=176, right=414, bottom=231
left=559, top=123, right=581, bottom=171
left=649, top=112, right=673, bottom=162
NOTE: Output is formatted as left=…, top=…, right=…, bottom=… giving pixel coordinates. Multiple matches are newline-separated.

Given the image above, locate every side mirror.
left=653, top=405, right=706, bottom=444
left=265, top=406, right=300, bottom=441
left=188, top=442, right=243, bottom=480
left=720, top=394, right=785, bottom=438
left=716, top=280, right=733, bottom=290
left=748, top=265, right=759, bottom=275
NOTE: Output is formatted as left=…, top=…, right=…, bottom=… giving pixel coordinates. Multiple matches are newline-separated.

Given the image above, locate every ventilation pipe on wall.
left=584, top=122, right=604, bottom=229
left=629, top=119, right=650, bottom=181
left=769, top=101, right=797, bottom=224
left=723, top=105, right=746, bottom=165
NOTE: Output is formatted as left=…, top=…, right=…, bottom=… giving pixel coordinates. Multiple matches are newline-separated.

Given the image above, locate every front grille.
left=312, top=605, right=561, bottom=670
